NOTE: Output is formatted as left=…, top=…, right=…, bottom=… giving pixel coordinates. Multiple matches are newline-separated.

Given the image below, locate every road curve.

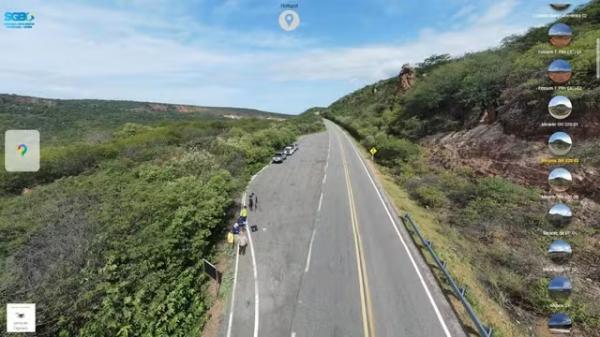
left=221, top=121, right=466, bottom=337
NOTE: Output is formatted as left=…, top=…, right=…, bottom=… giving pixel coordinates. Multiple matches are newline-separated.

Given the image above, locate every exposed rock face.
left=498, top=86, right=600, bottom=139
left=397, top=64, right=416, bottom=93
left=479, top=108, right=497, bottom=124
left=422, top=123, right=600, bottom=203
left=0, top=94, right=56, bottom=107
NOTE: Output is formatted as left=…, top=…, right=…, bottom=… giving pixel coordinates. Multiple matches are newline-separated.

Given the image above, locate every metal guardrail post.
left=402, top=213, right=493, bottom=337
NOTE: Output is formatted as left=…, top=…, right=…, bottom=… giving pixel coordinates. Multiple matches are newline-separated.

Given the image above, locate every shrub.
left=372, top=133, right=420, bottom=166
left=413, top=185, right=447, bottom=208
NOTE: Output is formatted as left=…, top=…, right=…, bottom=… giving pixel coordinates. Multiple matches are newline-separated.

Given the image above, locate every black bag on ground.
left=251, top=224, right=258, bottom=232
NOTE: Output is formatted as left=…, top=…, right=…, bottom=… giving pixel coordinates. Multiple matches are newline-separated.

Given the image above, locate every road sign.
left=369, top=147, right=377, bottom=156
left=203, top=259, right=222, bottom=284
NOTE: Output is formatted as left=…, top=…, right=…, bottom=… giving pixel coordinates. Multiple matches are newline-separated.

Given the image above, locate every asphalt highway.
left=222, top=120, right=467, bottom=337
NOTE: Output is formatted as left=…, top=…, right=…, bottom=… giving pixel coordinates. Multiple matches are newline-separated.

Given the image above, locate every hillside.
left=322, top=1, right=600, bottom=336
left=0, top=94, right=287, bottom=145
left=0, top=96, right=322, bottom=336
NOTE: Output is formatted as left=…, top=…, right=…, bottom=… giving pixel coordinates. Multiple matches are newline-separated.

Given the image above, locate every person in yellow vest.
left=240, top=206, right=248, bottom=222
left=227, top=231, right=235, bottom=249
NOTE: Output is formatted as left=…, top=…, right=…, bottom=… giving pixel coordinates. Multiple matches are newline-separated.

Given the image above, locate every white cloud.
left=270, top=21, right=527, bottom=82
left=451, top=4, right=477, bottom=21
left=477, top=0, right=519, bottom=24
left=0, top=0, right=547, bottom=113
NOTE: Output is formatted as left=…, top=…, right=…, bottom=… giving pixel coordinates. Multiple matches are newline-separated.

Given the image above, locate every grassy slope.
left=345, top=139, right=520, bottom=336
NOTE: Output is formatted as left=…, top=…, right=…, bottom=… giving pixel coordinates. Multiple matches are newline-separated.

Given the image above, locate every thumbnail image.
left=550, top=3, right=571, bottom=11
left=548, top=312, right=573, bottom=334
left=548, top=131, right=572, bottom=155
left=547, top=203, right=573, bottom=227
left=548, top=96, right=572, bottom=120
left=548, top=167, right=573, bottom=192
left=548, top=239, right=573, bottom=264
left=548, top=275, right=572, bottom=303
left=548, top=23, right=573, bottom=48
left=547, top=59, right=573, bottom=84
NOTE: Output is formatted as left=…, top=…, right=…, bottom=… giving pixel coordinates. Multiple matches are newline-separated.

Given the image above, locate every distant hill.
left=0, top=94, right=287, bottom=144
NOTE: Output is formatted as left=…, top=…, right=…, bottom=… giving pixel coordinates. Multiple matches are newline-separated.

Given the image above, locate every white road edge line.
left=227, top=164, right=265, bottom=337
left=337, top=125, right=453, bottom=337
left=225, top=238, right=240, bottom=337
left=250, top=165, right=268, bottom=182
left=242, top=191, right=261, bottom=337
left=247, top=220, right=260, bottom=337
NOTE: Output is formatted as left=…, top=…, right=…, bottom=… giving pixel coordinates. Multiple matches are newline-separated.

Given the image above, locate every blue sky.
left=0, top=0, right=590, bottom=114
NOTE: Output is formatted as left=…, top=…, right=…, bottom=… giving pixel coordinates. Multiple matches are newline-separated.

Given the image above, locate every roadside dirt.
left=201, top=242, right=233, bottom=337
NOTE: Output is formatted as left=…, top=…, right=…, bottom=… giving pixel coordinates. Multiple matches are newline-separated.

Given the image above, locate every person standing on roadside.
left=240, top=205, right=248, bottom=222
left=227, top=230, right=235, bottom=248
left=248, top=192, right=255, bottom=211
left=238, top=231, right=248, bottom=256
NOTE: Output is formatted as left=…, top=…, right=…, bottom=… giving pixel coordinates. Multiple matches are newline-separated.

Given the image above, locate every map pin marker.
left=285, top=14, right=294, bottom=26
left=279, top=10, right=300, bottom=31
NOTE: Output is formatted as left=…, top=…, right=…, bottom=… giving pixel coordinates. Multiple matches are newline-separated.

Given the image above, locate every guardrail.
left=401, top=213, right=493, bottom=337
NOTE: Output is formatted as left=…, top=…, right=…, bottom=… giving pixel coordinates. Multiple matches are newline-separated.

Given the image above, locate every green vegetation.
left=0, top=100, right=323, bottom=337
left=323, top=1, right=600, bottom=336
left=325, top=2, right=600, bottom=141
left=0, top=94, right=287, bottom=145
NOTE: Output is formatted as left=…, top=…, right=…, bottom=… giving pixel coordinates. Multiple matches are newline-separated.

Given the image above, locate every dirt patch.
left=548, top=71, right=572, bottom=85
left=549, top=36, right=572, bottom=48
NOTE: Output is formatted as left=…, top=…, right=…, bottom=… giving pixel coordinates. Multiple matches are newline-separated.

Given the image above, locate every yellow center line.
left=336, top=131, right=376, bottom=337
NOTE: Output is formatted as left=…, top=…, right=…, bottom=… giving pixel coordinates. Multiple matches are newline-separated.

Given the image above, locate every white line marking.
left=241, top=190, right=261, bottom=337
left=226, top=192, right=248, bottom=337
left=317, top=192, right=324, bottom=212
left=247, top=225, right=260, bottom=337
left=225, top=241, right=240, bottom=337
left=305, top=131, right=331, bottom=274
left=304, top=226, right=317, bottom=273
left=291, top=332, right=297, bottom=337
left=337, top=125, right=453, bottom=337
left=228, top=192, right=260, bottom=337
left=250, top=164, right=268, bottom=182
left=327, top=132, right=332, bottom=160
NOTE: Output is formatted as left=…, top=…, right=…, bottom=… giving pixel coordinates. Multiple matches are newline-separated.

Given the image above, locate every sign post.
left=203, top=259, right=222, bottom=293
left=369, top=147, right=377, bottom=161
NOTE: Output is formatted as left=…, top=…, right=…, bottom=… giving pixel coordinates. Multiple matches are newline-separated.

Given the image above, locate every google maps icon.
left=17, top=144, right=28, bottom=157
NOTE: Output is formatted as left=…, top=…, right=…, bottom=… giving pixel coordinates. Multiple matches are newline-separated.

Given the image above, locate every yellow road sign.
left=369, top=147, right=377, bottom=155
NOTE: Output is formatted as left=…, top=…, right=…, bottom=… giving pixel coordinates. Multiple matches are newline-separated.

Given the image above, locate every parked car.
left=284, top=146, right=294, bottom=156
left=272, top=152, right=284, bottom=163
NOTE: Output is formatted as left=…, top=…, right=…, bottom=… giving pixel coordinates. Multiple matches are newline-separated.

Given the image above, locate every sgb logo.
left=4, top=11, right=35, bottom=28
left=4, top=12, right=35, bottom=21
